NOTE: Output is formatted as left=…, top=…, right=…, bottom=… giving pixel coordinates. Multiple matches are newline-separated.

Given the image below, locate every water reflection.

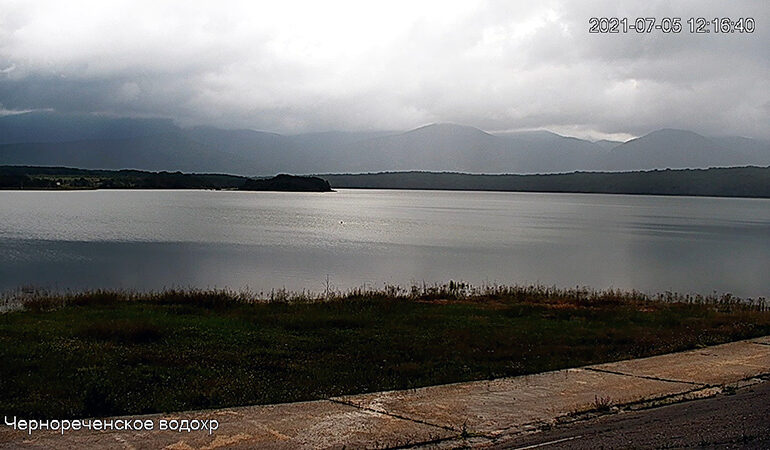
left=1, top=190, right=768, bottom=297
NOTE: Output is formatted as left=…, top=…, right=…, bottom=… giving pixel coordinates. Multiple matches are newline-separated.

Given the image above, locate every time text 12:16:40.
left=589, top=17, right=755, bottom=34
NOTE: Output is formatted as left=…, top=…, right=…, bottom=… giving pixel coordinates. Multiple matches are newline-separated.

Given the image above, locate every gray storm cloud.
left=0, top=0, right=768, bottom=139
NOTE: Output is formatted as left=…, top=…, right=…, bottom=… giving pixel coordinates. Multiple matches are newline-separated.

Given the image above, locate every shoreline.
left=4, top=282, right=768, bottom=311
left=3, top=165, right=770, bottom=199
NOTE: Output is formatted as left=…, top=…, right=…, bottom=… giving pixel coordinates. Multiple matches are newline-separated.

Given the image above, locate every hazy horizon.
left=1, top=0, right=768, bottom=141
left=7, top=109, right=770, bottom=144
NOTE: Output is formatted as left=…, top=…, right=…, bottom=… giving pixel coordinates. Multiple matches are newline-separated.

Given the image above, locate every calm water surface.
left=1, top=189, right=769, bottom=297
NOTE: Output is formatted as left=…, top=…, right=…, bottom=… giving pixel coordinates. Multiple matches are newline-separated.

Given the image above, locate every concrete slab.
left=0, top=400, right=454, bottom=449
left=334, top=368, right=694, bottom=437
left=592, top=340, right=770, bottom=386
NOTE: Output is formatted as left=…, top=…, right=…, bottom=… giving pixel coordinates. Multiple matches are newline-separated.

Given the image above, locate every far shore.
left=2, top=165, right=769, bottom=198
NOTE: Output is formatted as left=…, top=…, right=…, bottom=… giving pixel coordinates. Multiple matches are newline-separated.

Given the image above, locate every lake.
left=1, top=189, right=769, bottom=297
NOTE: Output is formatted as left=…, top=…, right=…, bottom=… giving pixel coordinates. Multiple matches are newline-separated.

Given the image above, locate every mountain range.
left=1, top=111, right=768, bottom=175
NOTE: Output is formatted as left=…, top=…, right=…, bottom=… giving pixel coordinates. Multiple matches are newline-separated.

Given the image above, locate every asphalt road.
left=495, top=379, right=770, bottom=449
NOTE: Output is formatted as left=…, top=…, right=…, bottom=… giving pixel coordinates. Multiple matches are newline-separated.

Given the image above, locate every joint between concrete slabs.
left=486, top=383, right=717, bottom=443
left=752, top=341, right=770, bottom=347
left=583, top=367, right=706, bottom=387
left=328, top=398, right=460, bottom=434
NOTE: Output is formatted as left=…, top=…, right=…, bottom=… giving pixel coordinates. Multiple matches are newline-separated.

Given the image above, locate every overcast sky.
left=0, top=0, right=768, bottom=140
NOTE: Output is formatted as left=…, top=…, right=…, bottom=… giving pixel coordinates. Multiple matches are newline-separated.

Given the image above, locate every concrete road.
left=496, top=378, right=770, bottom=449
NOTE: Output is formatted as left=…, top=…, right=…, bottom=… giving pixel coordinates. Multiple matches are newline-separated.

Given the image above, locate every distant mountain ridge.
left=0, top=111, right=179, bottom=144
left=1, top=112, right=769, bottom=175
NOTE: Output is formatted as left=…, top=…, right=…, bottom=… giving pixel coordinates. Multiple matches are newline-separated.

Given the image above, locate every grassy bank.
left=1, top=283, right=769, bottom=419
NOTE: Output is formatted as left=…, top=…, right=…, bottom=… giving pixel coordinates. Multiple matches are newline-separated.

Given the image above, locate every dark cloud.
left=0, top=0, right=767, bottom=139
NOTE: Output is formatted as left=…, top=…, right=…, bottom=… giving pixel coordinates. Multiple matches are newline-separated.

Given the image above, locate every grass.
left=1, top=282, right=768, bottom=419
